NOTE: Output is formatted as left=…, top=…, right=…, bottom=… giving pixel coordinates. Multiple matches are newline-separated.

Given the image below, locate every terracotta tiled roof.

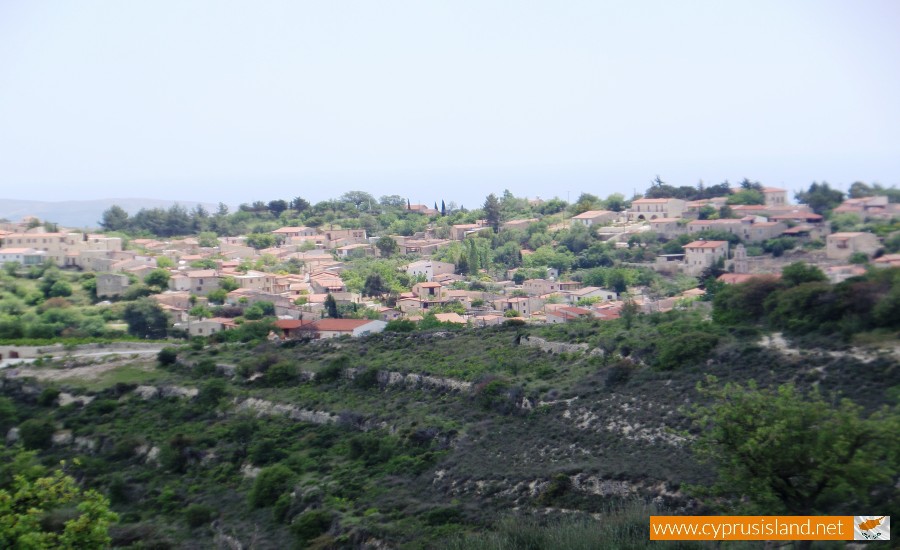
left=312, top=319, right=374, bottom=331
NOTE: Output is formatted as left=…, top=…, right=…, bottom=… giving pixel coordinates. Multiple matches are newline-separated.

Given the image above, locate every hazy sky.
left=1, top=1, right=898, bottom=208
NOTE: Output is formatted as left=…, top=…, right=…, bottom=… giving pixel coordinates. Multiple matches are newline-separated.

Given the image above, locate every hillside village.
left=1, top=182, right=899, bottom=548
left=1, top=181, right=899, bottom=343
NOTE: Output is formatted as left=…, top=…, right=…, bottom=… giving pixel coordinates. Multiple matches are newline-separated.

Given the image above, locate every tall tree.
left=0, top=451, right=119, bottom=548
left=99, top=205, right=129, bottom=231
left=122, top=298, right=169, bottom=339
left=689, top=379, right=899, bottom=520
left=267, top=199, right=288, bottom=216
left=795, top=182, right=845, bottom=215
left=441, top=200, right=446, bottom=216
left=376, top=236, right=399, bottom=258
left=324, top=293, right=339, bottom=318
left=483, top=193, right=501, bottom=232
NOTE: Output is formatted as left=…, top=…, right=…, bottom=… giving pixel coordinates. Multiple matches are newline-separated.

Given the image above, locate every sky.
left=1, top=0, right=899, bottom=208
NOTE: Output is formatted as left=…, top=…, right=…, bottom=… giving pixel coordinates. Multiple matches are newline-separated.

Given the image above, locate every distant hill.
left=0, top=198, right=218, bottom=229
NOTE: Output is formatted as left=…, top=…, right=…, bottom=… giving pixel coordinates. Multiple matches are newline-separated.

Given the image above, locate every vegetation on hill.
left=1, top=283, right=897, bottom=547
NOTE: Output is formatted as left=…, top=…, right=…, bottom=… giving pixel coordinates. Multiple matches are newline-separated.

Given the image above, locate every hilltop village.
left=1, top=180, right=898, bottom=344
left=1, top=180, right=898, bottom=548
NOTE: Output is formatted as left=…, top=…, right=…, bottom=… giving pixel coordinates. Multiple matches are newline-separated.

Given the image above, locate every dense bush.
left=19, top=418, right=55, bottom=450
left=249, top=464, right=296, bottom=508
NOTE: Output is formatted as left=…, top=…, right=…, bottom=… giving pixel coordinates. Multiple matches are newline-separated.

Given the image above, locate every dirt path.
left=760, top=333, right=899, bottom=363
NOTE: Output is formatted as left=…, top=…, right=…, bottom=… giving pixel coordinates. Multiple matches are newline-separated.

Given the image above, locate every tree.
left=290, top=197, right=311, bottom=212
left=620, top=295, right=640, bottom=329
left=795, top=182, right=845, bottom=215
left=245, top=233, right=276, bottom=250
left=441, top=200, right=447, bottom=216
left=483, top=193, right=502, bottom=232
left=603, top=193, right=627, bottom=212
left=324, top=294, right=339, bottom=318
left=726, top=188, right=765, bottom=206
left=99, top=205, right=129, bottom=231
left=379, top=195, right=406, bottom=209
left=848, top=181, right=873, bottom=199
left=47, top=281, right=72, bottom=298
left=341, top=191, right=376, bottom=211
left=122, top=298, right=169, bottom=339
left=363, top=274, right=387, bottom=298
left=19, top=419, right=55, bottom=450
left=0, top=457, right=119, bottom=548
left=248, top=464, right=296, bottom=508
left=376, top=236, right=399, bottom=258
left=267, top=199, right=288, bottom=217
left=689, top=379, right=899, bottom=520
left=780, top=262, right=827, bottom=287
left=143, top=268, right=171, bottom=290
left=197, top=231, right=219, bottom=248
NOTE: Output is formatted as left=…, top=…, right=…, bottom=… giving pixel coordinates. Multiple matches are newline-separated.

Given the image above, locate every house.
left=685, top=197, right=730, bottom=214
left=152, top=291, right=195, bottom=311
left=824, top=265, right=867, bottom=284
left=407, top=204, right=440, bottom=216
left=412, top=281, right=447, bottom=302
left=405, top=260, right=456, bottom=282
left=0, top=232, right=122, bottom=266
left=472, top=314, right=505, bottom=327
left=826, top=232, right=880, bottom=260
left=717, top=273, right=780, bottom=285
left=495, top=296, right=543, bottom=317
left=336, top=243, right=373, bottom=259
left=683, top=240, right=729, bottom=276
left=180, top=270, right=221, bottom=296
left=873, top=254, right=900, bottom=268
left=274, top=319, right=316, bottom=339
left=0, top=248, right=47, bottom=266
left=647, top=218, right=686, bottom=239
left=95, top=273, right=131, bottom=298
left=433, top=312, right=467, bottom=325
left=451, top=222, right=491, bottom=240
left=188, top=317, right=238, bottom=337
left=571, top=210, right=617, bottom=227
left=272, top=226, right=317, bottom=239
left=321, top=229, right=367, bottom=248
left=761, top=187, right=788, bottom=207
left=564, top=286, right=617, bottom=305
left=687, top=218, right=786, bottom=242
left=626, top=198, right=686, bottom=221
left=230, top=270, right=277, bottom=293
left=832, top=196, right=900, bottom=220
left=309, top=272, right=346, bottom=294
left=502, top=218, right=539, bottom=231
left=522, top=279, right=560, bottom=295
left=546, top=306, right=594, bottom=324
left=378, top=307, right=403, bottom=322
left=397, top=238, right=453, bottom=256
left=310, top=318, right=387, bottom=339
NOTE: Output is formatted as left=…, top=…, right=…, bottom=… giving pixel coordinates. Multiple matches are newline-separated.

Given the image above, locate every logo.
left=854, top=516, right=890, bottom=541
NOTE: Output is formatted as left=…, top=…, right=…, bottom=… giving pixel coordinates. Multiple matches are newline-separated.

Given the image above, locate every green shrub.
left=38, top=388, right=60, bottom=407
left=654, top=331, right=719, bottom=370
left=19, top=419, right=55, bottom=450
left=157, top=347, right=178, bottom=366
left=184, top=504, right=217, bottom=528
left=249, top=464, right=295, bottom=508
left=353, top=367, right=380, bottom=389
left=290, top=509, right=333, bottom=546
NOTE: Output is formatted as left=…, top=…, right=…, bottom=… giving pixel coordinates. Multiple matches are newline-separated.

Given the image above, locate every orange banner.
left=650, top=516, right=855, bottom=541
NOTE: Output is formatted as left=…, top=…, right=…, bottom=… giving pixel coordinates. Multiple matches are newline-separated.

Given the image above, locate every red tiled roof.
left=684, top=240, right=729, bottom=249
left=274, top=319, right=314, bottom=330
left=572, top=210, right=613, bottom=219
left=312, top=319, right=374, bottom=331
